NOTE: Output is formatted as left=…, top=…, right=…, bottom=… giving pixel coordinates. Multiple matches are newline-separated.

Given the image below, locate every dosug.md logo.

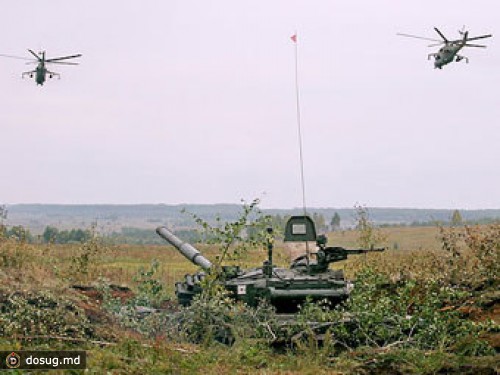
left=6, top=352, right=21, bottom=369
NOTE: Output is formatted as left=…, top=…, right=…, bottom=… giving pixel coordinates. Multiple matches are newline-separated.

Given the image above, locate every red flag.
left=290, top=34, right=297, bottom=43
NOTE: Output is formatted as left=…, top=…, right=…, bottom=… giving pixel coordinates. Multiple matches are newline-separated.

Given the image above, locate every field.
left=0, top=223, right=498, bottom=374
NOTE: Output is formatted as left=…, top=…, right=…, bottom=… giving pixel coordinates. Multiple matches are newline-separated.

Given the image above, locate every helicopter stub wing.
left=46, top=70, right=61, bottom=79
left=21, top=70, right=36, bottom=77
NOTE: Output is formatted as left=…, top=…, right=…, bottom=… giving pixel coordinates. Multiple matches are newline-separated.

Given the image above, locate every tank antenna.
left=291, top=32, right=310, bottom=265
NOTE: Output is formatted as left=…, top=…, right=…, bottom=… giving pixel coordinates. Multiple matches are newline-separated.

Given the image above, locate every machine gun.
left=291, top=242, right=385, bottom=273
left=286, top=217, right=386, bottom=274
left=309, top=234, right=385, bottom=273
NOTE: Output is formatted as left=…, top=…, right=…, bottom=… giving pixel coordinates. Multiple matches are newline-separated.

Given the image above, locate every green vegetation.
left=5, top=203, right=500, bottom=237
left=330, top=212, right=341, bottom=231
left=0, top=205, right=498, bottom=374
left=451, top=209, right=463, bottom=226
left=297, top=270, right=496, bottom=355
left=42, top=226, right=92, bottom=244
left=354, top=203, right=388, bottom=248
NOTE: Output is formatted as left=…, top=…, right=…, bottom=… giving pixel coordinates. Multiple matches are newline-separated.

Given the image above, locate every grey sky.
left=1, top=1, right=498, bottom=209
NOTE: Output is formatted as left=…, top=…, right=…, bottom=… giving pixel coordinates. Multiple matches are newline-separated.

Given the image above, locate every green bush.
left=0, top=290, right=93, bottom=339
left=297, top=268, right=497, bottom=355
left=166, top=290, right=278, bottom=346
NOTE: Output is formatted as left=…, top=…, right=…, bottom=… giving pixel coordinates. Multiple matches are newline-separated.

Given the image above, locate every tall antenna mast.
left=291, top=32, right=307, bottom=217
left=291, top=32, right=310, bottom=264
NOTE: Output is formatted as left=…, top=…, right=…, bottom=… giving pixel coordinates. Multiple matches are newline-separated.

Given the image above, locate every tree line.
left=41, top=226, right=93, bottom=244
left=1, top=206, right=497, bottom=245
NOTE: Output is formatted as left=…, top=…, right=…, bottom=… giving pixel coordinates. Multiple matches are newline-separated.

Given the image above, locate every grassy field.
left=0, top=224, right=498, bottom=374
left=328, top=226, right=442, bottom=250
left=85, top=225, right=445, bottom=293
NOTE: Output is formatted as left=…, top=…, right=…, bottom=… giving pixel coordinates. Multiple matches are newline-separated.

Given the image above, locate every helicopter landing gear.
left=456, top=55, right=469, bottom=63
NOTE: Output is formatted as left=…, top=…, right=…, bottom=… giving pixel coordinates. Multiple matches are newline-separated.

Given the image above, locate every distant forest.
left=2, top=204, right=499, bottom=244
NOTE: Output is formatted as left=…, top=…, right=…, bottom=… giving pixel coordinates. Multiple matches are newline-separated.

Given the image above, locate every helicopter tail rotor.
left=462, top=30, right=469, bottom=43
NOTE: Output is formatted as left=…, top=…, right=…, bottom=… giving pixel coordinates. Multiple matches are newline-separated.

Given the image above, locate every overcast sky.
left=1, top=1, right=498, bottom=209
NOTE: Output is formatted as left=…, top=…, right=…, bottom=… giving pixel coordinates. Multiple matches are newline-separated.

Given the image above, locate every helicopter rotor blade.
left=434, top=27, right=449, bottom=43
left=464, top=43, right=487, bottom=48
left=0, top=53, right=35, bottom=61
left=397, top=33, right=442, bottom=42
left=47, top=61, right=79, bottom=65
left=428, top=42, right=445, bottom=47
left=28, top=49, right=41, bottom=60
left=465, top=34, right=492, bottom=42
left=45, top=54, right=82, bottom=63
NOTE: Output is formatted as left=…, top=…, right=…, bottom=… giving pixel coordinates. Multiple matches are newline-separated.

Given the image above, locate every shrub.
left=132, top=259, right=168, bottom=308
left=67, top=227, right=111, bottom=282
left=438, top=223, right=500, bottom=288
left=165, top=289, right=278, bottom=345
left=353, top=204, right=388, bottom=249
left=296, top=268, right=496, bottom=356
left=0, top=290, right=93, bottom=339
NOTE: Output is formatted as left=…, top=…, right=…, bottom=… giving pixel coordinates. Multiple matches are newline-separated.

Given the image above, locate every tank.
left=156, top=215, right=384, bottom=313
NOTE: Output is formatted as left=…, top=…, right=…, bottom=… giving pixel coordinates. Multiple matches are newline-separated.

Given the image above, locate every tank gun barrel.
left=156, top=226, right=212, bottom=270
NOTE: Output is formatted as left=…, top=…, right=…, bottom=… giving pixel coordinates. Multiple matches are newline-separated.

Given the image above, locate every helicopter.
left=397, top=27, right=492, bottom=69
left=0, top=49, right=81, bottom=85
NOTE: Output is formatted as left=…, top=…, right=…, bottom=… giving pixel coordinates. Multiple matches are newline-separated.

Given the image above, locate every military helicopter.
left=0, top=49, right=81, bottom=85
left=397, top=27, right=492, bottom=69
